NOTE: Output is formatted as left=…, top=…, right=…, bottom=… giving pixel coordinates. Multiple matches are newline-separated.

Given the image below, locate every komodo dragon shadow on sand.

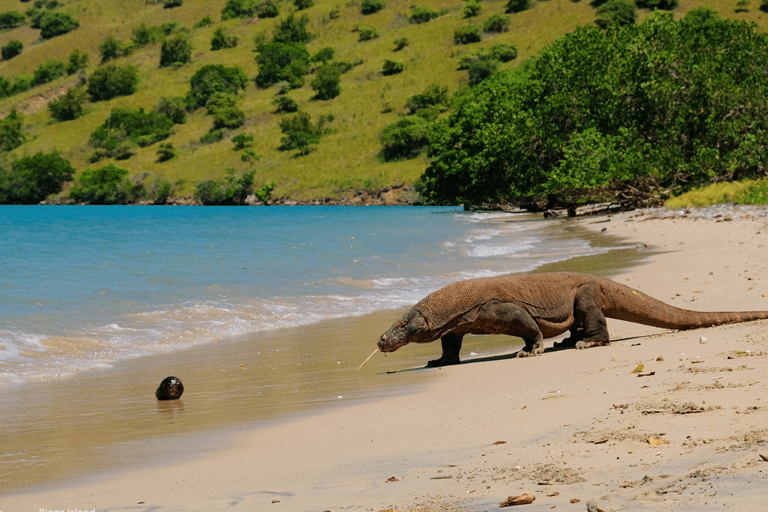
left=377, top=272, right=768, bottom=368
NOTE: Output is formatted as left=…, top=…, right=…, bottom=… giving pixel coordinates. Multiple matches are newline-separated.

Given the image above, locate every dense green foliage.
left=99, top=34, right=132, bottom=63
left=422, top=13, right=768, bottom=209
left=278, top=110, right=328, bottom=155
left=505, top=0, right=533, bottom=13
left=160, top=35, right=192, bottom=67
left=382, top=59, right=404, bottom=75
left=255, top=42, right=309, bottom=88
left=48, top=87, right=88, bottom=121
left=0, top=11, right=25, bottom=30
left=272, top=13, right=312, bottom=44
left=454, top=25, right=481, bottom=44
left=0, top=109, right=25, bottom=152
left=0, top=151, right=74, bottom=204
left=211, top=27, right=239, bottom=51
left=410, top=7, right=438, bottom=24
left=311, top=64, right=341, bottom=99
left=1, top=40, right=22, bottom=60
left=361, top=0, right=385, bottom=14
left=89, top=107, right=174, bottom=161
left=194, top=169, right=256, bottom=205
left=595, top=0, right=636, bottom=29
left=187, top=64, right=248, bottom=107
left=32, top=59, right=66, bottom=85
left=484, top=14, right=511, bottom=33
left=69, top=164, right=131, bottom=204
left=87, top=64, right=140, bottom=101
left=380, top=116, right=430, bottom=161
left=38, top=12, right=79, bottom=39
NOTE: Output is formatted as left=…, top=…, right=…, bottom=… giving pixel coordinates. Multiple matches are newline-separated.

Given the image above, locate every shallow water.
left=1, top=206, right=609, bottom=388
left=0, top=206, right=644, bottom=495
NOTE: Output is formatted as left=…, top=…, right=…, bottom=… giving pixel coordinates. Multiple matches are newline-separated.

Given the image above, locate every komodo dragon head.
left=378, top=309, right=430, bottom=352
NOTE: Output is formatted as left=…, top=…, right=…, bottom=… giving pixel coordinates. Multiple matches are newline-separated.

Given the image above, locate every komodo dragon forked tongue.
left=374, top=272, right=768, bottom=368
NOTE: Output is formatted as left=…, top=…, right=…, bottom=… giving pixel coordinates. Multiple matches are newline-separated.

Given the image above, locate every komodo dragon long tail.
left=601, top=279, right=768, bottom=329
left=376, top=272, right=768, bottom=367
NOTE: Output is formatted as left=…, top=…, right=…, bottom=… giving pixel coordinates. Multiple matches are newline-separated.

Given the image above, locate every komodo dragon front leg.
left=429, top=300, right=545, bottom=365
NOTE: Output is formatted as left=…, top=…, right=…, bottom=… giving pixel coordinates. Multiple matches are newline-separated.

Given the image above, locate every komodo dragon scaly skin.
left=377, top=272, right=768, bottom=367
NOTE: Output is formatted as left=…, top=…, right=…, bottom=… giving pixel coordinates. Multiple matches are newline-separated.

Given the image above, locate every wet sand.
left=7, top=208, right=768, bottom=511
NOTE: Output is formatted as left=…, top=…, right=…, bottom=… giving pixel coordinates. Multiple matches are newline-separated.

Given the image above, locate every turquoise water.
left=0, top=206, right=605, bottom=387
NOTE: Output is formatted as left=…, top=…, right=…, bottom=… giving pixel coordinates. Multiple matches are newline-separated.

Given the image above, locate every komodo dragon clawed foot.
left=376, top=272, right=768, bottom=367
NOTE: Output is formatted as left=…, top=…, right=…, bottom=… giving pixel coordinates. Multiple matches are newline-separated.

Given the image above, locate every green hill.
left=1, top=0, right=767, bottom=204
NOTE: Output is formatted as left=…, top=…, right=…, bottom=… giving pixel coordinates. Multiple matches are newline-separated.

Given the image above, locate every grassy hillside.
left=1, top=0, right=767, bottom=202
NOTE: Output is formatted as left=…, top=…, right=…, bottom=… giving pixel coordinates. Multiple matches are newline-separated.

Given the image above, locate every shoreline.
left=6, top=206, right=768, bottom=511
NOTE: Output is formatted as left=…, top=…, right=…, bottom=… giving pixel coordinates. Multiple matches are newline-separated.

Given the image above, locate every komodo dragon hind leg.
left=570, top=284, right=609, bottom=349
left=472, top=301, right=544, bottom=358
left=427, top=333, right=463, bottom=368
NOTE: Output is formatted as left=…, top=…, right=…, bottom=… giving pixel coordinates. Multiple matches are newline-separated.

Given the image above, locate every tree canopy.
left=421, top=13, right=768, bottom=209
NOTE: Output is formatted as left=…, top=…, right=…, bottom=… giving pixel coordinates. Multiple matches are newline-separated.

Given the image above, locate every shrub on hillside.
left=87, top=64, right=140, bottom=101
left=468, top=57, right=499, bottom=85
left=33, top=59, right=66, bottom=85
left=99, top=34, right=132, bottom=63
left=221, top=0, right=258, bottom=19
left=273, top=95, right=298, bottom=113
left=89, top=107, right=174, bottom=160
left=0, top=11, right=25, bottom=30
left=156, top=142, right=177, bottom=162
left=410, top=7, right=438, bottom=24
left=66, top=49, right=88, bottom=74
left=273, top=13, right=312, bottom=44
left=394, top=37, right=409, bottom=50
left=595, top=0, right=636, bottom=28
left=464, top=0, right=481, bottom=18
left=294, top=0, right=314, bottom=10
left=194, top=169, right=256, bottom=205
left=379, top=116, right=430, bottom=161
left=382, top=59, right=404, bottom=75
left=278, top=110, right=323, bottom=154
left=358, top=26, right=379, bottom=41
left=0, top=109, right=25, bottom=152
left=505, top=0, right=533, bottom=13
left=154, top=96, right=188, bottom=124
left=454, top=25, right=481, bottom=44
left=255, top=42, right=309, bottom=89
left=0, top=151, right=74, bottom=204
left=187, top=64, right=248, bottom=107
left=489, top=43, right=517, bottom=62
left=256, top=0, right=281, bottom=18
left=39, top=12, right=79, bottom=39
left=164, top=0, right=183, bottom=8
left=211, top=27, right=239, bottom=50
left=484, top=13, right=511, bottom=33
left=132, top=22, right=165, bottom=47
left=311, top=64, right=341, bottom=100
left=310, top=46, right=335, bottom=64
left=231, top=133, right=254, bottom=149
left=1, top=40, right=22, bottom=61
left=636, top=0, right=678, bottom=9
left=69, top=164, right=131, bottom=204
left=48, top=87, right=87, bottom=121
left=160, top=35, right=192, bottom=67
left=361, top=0, right=385, bottom=14
left=405, top=84, right=450, bottom=115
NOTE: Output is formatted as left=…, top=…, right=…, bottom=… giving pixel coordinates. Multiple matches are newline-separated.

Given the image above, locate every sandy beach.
left=5, top=206, right=768, bottom=511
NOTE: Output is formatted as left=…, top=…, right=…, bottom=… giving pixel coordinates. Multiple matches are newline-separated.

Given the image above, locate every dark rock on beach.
left=156, top=376, right=184, bottom=400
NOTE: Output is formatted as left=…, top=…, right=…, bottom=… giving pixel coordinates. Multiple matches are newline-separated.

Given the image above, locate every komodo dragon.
left=377, top=272, right=768, bottom=367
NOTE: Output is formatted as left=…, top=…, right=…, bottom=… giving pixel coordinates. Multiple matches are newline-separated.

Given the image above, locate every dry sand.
left=5, top=207, right=768, bottom=512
